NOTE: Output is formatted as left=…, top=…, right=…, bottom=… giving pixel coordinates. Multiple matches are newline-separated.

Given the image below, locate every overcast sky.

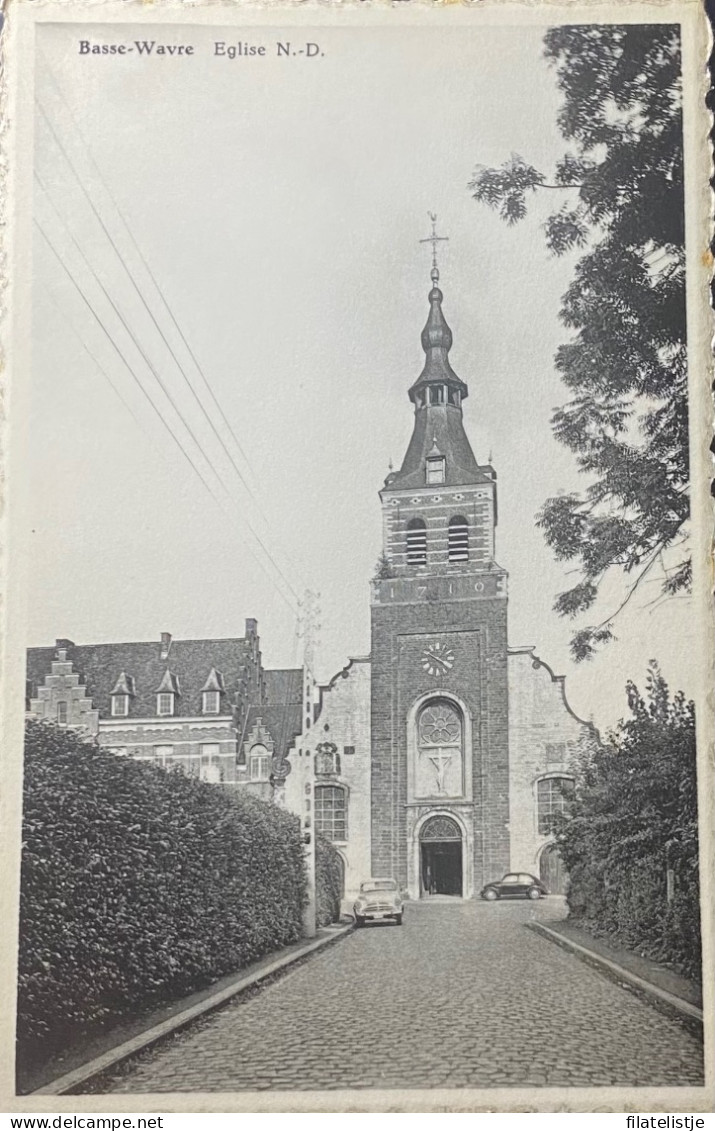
left=28, top=18, right=693, bottom=731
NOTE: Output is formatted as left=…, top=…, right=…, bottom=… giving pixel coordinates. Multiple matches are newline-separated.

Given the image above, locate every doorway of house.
left=419, top=814, right=463, bottom=897
left=540, top=843, right=567, bottom=895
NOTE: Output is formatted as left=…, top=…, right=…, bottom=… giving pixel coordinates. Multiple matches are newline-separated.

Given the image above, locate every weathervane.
left=420, top=212, right=449, bottom=282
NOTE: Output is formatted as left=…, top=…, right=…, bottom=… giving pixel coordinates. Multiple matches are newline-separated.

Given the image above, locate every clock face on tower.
left=421, top=641, right=456, bottom=677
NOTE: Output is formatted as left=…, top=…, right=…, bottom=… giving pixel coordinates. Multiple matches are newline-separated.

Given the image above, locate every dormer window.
left=157, top=692, right=175, bottom=716
left=200, top=668, right=225, bottom=716
left=203, top=690, right=220, bottom=715
left=110, top=672, right=135, bottom=717
left=426, top=456, right=446, bottom=485
left=112, top=694, right=129, bottom=717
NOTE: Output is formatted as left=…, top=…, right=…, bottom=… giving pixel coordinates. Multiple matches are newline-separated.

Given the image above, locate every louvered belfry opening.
left=448, top=515, right=469, bottom=562
left=406, top=518, right=427, bottom=565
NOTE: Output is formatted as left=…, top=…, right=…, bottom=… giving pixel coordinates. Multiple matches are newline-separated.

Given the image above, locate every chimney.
left=160, top=632, right=172, bottom=660
left=245, top=618, right=258, bottom=638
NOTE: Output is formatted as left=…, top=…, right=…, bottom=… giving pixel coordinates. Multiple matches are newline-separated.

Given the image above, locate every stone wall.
left=285, top=658, right=372, bottom=898
left=507, top=647, right=590, bottom=879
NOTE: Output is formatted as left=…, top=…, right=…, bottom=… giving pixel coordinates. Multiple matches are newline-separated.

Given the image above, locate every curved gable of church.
left=507, top=646, right=591, bottom=878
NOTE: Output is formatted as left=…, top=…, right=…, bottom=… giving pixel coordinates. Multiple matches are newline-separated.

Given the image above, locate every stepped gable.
left=242, top=667, right=303, bottom=759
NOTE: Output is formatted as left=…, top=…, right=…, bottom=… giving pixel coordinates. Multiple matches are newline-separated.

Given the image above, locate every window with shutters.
left=448, top=515, right=469, bottom=562
left=426, top=457, right=446, bottom=485
left=406, top=518, right=427, bottom=565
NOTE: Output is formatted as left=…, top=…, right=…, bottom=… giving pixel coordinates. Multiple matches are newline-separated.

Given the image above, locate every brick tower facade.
left=370, top=264, right=510, bottom=898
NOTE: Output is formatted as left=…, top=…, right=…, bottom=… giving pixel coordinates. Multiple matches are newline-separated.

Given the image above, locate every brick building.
left=286, top=266, right=590, bottom=899
left=26, top=620, right=303, bottom=793
left=26, top=264, right=591, bottom=904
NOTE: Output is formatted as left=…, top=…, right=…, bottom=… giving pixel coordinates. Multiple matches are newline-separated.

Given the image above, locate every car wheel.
left=394, top=914, right=403, bottom=926
left=483, top=888, right=498, bottom=901
left=355, top=915, right=365, bottom=927
left=528, top=887, right=541, bottom=900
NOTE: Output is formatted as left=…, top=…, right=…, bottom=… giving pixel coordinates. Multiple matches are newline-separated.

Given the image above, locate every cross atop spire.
left=420, top=212, right=449, bottom=285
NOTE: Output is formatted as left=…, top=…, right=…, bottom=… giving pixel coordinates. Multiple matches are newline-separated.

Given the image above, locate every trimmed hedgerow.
left=557, top=664, right=701, bottom=981
left=17, top=720, right=306, bottom=1068
left=315, top=835, right=342, bottom=927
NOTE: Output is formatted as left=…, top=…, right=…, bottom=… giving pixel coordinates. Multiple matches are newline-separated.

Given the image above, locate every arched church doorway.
left=540, top=844, right=567, bottom=895
left=419, top=814, right=463, bottom=897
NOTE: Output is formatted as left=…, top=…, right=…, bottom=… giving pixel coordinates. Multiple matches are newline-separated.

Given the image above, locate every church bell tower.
left=370, top=230, right=510, bottom=899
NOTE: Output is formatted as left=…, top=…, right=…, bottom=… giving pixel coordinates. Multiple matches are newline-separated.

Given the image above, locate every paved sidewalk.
left=540, top=918, right=702, bottom=1008
left=24, top=923, right=350, bottom=1095
left=97, top=899, right=703, bottom=1093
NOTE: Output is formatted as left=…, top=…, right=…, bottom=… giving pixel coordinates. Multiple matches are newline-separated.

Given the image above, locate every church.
left=284, top=258, right=591, bottom=901
left=25, top=254, right=591, bottom=905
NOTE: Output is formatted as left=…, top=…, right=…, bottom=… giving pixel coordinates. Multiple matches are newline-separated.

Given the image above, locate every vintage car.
left=480, top=872, right=548, bottom=901
left=353, top=877, right=404, bottom=926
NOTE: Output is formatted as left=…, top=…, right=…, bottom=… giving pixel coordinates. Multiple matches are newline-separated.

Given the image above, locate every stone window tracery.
left=416, top=700, right=463, bottom=798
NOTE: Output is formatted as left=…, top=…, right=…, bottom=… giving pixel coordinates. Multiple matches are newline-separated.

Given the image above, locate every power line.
left=43, top=284, right=163, bottom=449
left=36, top=97, right=260, bottom=508
left=35, top=218, right=300, bottom=617
left=39, top=56, right=259, bottom=494
left=35, top=170, right=302, bottom=608
left=35, top=216, right=221, bottom=503
left=36, top=80, right=308, bottom=594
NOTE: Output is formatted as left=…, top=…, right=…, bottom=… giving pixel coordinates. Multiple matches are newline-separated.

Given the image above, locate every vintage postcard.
left=0, top=0, right=712, bottom=1114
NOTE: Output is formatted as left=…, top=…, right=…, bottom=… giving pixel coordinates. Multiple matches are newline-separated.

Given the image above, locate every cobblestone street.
left=103, top=900, right=703, bottom=1093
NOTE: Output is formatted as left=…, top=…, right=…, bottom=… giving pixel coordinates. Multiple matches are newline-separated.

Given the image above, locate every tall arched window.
left=406, top=518, right=427, bottom=565
left=448, top=515, right=469, bottom=562
left=417, top=700, right=463, bottom=797
left=537, top=776, right=574, bottom=834
left=315, top=785, right=347, bottom=841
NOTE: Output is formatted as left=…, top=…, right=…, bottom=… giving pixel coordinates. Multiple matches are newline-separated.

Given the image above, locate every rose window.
left=419, top=703, right=461, bottom=746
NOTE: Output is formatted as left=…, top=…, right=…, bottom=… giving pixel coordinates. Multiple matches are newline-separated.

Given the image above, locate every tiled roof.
left=243, top=667, right=303, bottom=759
left=26, top=636, right=257, bottom=719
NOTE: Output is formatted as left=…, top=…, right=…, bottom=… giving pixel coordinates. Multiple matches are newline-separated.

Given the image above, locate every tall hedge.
left=17, top=721, right=307, bottom=1068
left=315, top=835, right=343, bottom=927
left=556, top=664, right=701, bottom=980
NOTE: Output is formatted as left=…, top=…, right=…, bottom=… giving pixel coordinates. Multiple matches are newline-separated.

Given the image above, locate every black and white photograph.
left=1, top=1, right=712, bottom=1112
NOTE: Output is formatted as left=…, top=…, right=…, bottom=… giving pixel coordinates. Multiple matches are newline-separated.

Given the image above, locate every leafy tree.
left=556, top=664, right=700, bottom=977
left=470, top=26, right=687, bottom=659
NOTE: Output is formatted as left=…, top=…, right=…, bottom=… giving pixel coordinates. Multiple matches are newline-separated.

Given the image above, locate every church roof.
left=408, top=285, right=468, bottom=400
left=242, top=667, right=303, bottom=760
left=385, top=276, right=493, bottom=491
left=26, top=634, right=257, bottom=718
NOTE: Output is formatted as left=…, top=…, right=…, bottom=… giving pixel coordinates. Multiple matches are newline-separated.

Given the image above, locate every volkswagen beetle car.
left=480, top=872, right=548, bottom=901
left=353, top=877, right=404, bottom=926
